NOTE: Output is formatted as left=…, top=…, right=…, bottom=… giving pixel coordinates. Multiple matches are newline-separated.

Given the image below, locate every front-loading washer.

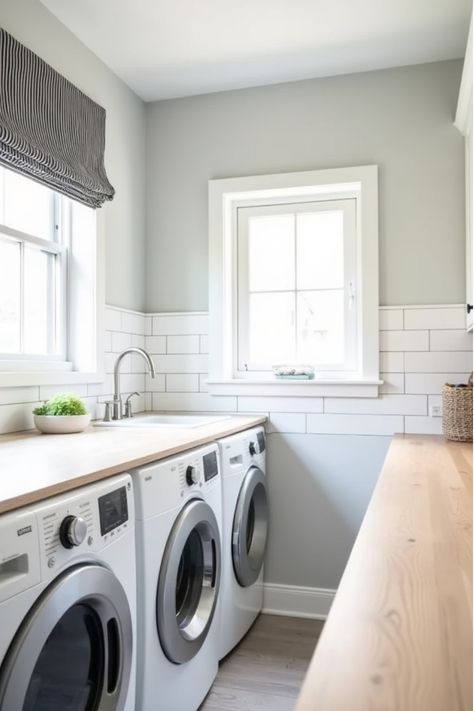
left=132, top=443, right=222, bottom=711
left=216, top=426, right=268, bottom=660
left=0, top=473, right=136, bottom=711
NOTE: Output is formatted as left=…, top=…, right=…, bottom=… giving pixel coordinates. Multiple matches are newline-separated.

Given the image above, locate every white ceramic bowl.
left=34, top=414, right=91, bottom=434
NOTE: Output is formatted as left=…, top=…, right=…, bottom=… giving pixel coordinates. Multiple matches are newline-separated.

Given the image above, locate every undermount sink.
left=94, top=414, right=231, bottom=429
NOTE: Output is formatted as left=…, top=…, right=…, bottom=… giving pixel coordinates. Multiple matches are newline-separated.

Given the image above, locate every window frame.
left=208, top=165, right=381, bottom=398
left=0, top=171, right=105, bottom=387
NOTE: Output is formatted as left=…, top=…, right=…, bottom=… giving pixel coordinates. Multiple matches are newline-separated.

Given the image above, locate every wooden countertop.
left=0, top=415, right=266, bottom=514
left=295, top=434, right=472, bottom=711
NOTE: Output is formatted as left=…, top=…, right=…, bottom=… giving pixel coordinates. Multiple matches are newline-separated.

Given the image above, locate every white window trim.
left=0, top=207, right=106, bottom=388
left=208, top=165, right=381, bottom=398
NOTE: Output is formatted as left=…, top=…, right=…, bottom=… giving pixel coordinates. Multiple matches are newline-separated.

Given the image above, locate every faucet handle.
left=124, top=392, right=140, bottom=419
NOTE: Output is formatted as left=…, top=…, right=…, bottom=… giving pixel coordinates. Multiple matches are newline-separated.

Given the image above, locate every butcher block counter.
left=295, top=434, right=472, bottom=711
left=0, top=414, right=266, bottom=514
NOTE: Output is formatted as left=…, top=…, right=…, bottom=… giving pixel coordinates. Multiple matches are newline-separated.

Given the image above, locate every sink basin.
left=94, top=414, right=231, bottom=429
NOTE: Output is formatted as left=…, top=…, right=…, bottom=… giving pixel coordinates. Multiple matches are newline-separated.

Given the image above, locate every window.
left=237, top=199, right=357, bottom=374
left=0, top=166, right=103, bottom=384
left=208, top=166, right=380, bottom=397
left=0, top=168, right=66, bottom=359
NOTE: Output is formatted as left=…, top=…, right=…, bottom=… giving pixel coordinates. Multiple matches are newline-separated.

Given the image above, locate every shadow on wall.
left=264, top=433, right=391, bottom=590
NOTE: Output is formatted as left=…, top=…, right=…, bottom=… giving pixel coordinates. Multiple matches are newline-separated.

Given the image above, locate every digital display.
left=203, top=451, right=218, bottom=482
left=98, top=487, right=128, bottom=536
left=257, top=431, right=266, bottom=452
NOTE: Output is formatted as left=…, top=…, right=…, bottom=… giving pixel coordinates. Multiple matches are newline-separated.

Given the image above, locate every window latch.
left=348, top=281, right=356, bottom=310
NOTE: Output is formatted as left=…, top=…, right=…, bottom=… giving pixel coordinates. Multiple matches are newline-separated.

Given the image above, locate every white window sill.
left=0, top=371, right=105, bottom=388
left=207, top=378, right=383, bottom=398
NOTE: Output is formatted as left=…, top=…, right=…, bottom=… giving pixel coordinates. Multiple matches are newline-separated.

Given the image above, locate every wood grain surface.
left=294, top=434, right=472, bottom=711
left=0, top=415, right=266, bottom=514
left=201, top=614, right=324, bottom=711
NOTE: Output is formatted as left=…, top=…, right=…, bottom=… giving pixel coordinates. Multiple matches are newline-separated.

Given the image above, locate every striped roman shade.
left=0, top=28, right=114, bottom=208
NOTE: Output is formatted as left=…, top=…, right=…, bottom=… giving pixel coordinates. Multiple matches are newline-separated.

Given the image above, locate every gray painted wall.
left=145, top=60, right=464, bottom=312
left=265, top=434, right=390, bottom=589
left=1, top=0, right=147, bottom=311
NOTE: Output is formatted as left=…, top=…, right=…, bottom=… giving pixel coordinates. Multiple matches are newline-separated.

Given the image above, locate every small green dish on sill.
left=274, top=373, right=315, bottom=380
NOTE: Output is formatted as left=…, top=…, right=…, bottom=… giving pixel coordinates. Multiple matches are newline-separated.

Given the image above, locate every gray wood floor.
left=200, top=614, right=324, bottom=711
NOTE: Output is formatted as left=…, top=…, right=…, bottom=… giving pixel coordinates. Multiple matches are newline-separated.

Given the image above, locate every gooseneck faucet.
left=112, top=348, right=156, bottom=420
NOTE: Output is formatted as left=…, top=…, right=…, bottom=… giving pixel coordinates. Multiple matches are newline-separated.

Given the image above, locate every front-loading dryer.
left=0, top=473, right=136, bottom=711
left=217, top=426, right=268, bottom=660
left=132, top=443, right=222, bottom=711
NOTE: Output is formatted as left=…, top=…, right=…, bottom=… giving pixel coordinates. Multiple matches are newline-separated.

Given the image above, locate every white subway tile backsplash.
left=152, top=392, right=236, bottom=412
left=380, top=330, right=429, bottom=352
left=429, top=330, right=473, bottom=351
left=146, top=336, right=167, bottom=354
left=104, top=330, right=112, bottom=352
left=324, top=394, right=426, bottom=416
left=111, top=331, right=132, bottom=353
left=237, top=396, right=324, bottom=413
left=405, top=373, right=471, bottom=394
left=152, top=314, right=208, bottom=336
left=404, top=306, right=465, bottom=330
left=154, top=354, right=209, bottom=374
left=166, top=374, right=199, bottom=392
left=0, top=402, right=40, bottom=434
left=0, top=305, right=471, bottom=436
left=104, top=308, right=122, bottom=332
left=167, top=335, right=200, bottom=354
left=0, top=387, right=39, bottom=406
left=121, top=311, right=145, bottom=335
left=380, top=373, right=405, bottom=394
left=379, top=309, right=403, bottom=330
left=307, top=414, right=403, bottom=436
left=404, top=351, right=472, bottom=373
left=404, top=416, right=443, bottom=435
left=39, top=384, right=88, bottom=400
left=145, top=374, right=166, bottom=392
left=267, top=413, right=306, bottom=434
left=380, top=352, right=404, bottom=372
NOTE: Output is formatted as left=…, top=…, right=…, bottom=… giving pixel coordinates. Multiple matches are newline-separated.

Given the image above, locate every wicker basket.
left=442, top=384, right=473, bottom=442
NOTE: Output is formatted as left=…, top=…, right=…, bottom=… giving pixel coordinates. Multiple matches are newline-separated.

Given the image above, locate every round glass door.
left=232, top=467, right=268, bottom=587
left=0, top=564, right=133, bottom=711
left=157, top=499, right=221, bottom=665
left=23, top=603, right=104, bottom=710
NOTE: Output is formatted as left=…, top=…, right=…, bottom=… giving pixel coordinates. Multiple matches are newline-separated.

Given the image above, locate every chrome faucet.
left=112, top=348, right=156, bottom=420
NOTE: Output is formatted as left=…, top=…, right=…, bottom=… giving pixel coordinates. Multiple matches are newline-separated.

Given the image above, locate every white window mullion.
left=19, top=240, right=25, bottom=354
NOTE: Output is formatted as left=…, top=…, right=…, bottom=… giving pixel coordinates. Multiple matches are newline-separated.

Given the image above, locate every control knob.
left=186, top=466, right=199, bottom=486
left=249, top=440, right=263, bottom=456
left=60, top=515, right=88, bottom=549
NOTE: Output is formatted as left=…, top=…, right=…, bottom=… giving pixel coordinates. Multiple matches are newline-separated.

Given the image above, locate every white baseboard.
left=262, top=583, right=336, bottom=620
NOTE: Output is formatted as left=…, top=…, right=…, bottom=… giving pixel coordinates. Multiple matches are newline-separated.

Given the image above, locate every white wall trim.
left=262, top=582, right=336, bottom=620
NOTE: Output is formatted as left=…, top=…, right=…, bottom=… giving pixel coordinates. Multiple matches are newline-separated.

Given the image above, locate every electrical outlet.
left=430, top=404, right=442, bottom=417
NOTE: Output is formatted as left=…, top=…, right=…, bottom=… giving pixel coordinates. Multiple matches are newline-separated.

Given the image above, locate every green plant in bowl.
left=33, top=394, right=90, bottom=433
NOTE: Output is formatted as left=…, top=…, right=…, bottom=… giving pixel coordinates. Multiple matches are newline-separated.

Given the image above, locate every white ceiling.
left=41, top=0, right=471, bottom=102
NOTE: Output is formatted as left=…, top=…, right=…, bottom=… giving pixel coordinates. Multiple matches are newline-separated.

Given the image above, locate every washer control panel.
left=35, top=474, right=133, bottom=578
left=177, top=445, right=220, bottom=493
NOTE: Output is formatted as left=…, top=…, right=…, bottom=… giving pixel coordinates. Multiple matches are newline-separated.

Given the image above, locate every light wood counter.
left=295, top=434, right=472, bottom=711
left=0, top=415, right=266, bottom=514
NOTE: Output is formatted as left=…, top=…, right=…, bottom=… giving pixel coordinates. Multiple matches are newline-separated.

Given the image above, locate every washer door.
left=157, top=499, right=221, bottom=665
left=0, top=563, right=133, bottom=711
left=232, top=466, right=268, bottom=588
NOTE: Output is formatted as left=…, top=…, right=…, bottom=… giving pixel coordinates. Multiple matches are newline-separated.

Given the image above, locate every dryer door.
left=0, top=563, right=133, bottom=711
left=232, top=466, right=268, bottom=588
left=157, top=499, right=221, bottom=664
